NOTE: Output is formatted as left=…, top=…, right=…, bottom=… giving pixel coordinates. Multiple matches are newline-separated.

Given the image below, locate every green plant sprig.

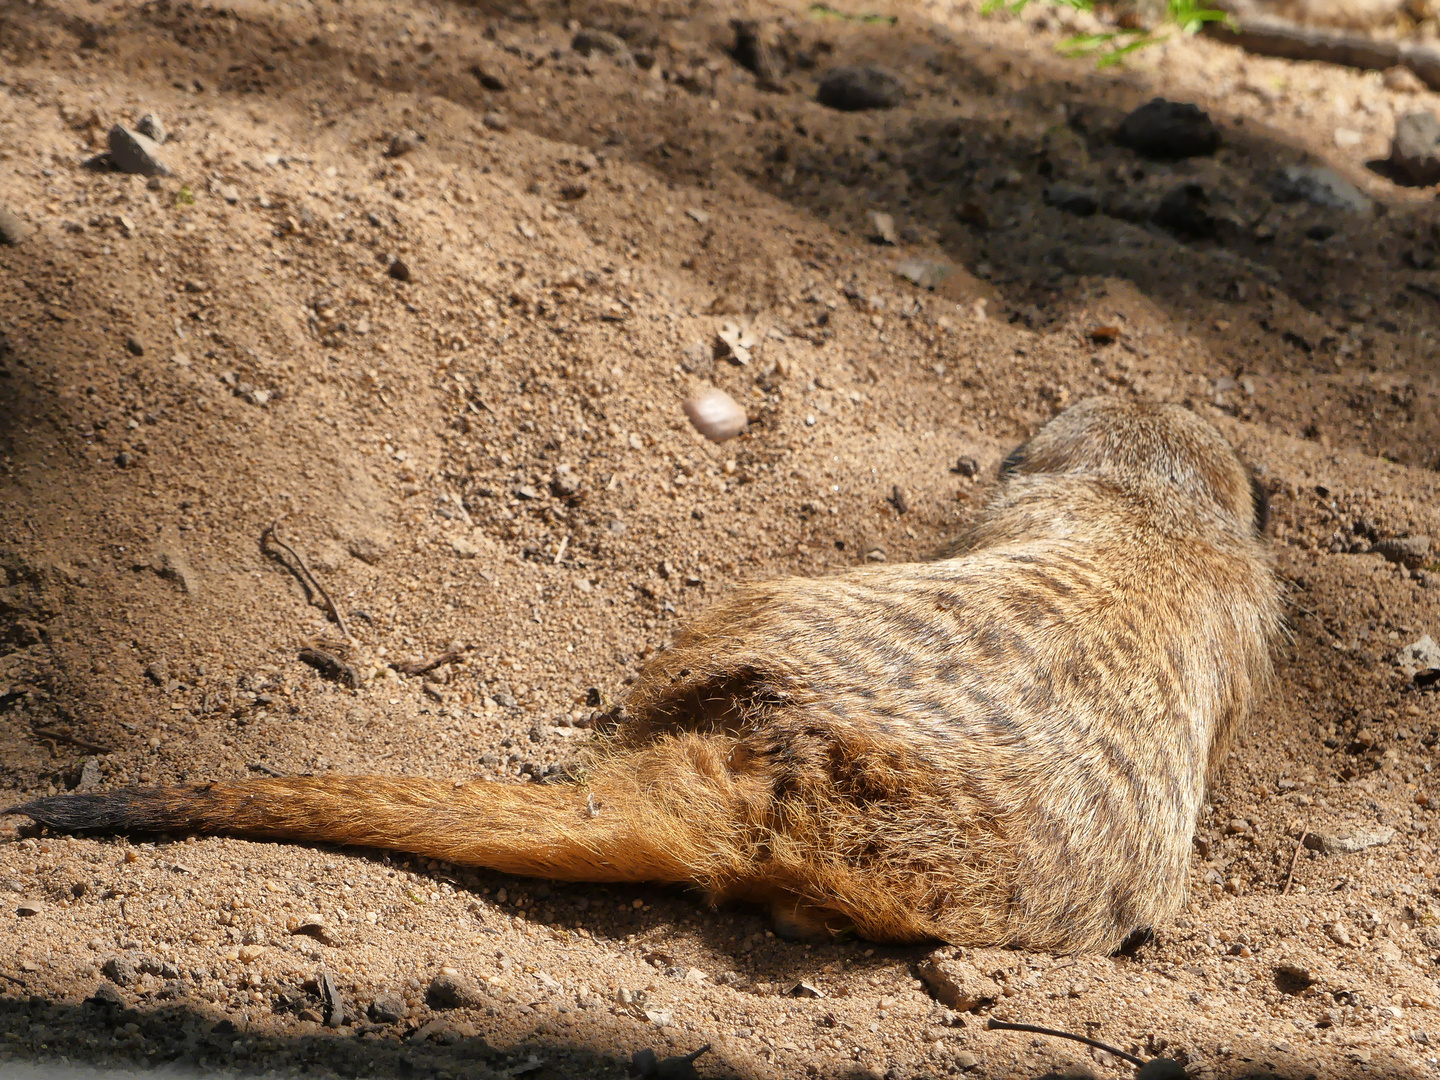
left=983, top=0, right=1231, bottom=64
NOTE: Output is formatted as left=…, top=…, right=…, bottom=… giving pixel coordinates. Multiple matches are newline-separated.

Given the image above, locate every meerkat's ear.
left=1249, top=472, right=1270, bottom=536
left=999, top=444, right=1027, bottom=479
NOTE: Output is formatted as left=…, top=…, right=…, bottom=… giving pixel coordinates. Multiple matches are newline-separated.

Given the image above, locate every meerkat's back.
left=6, top=397, right=1279, bottom=952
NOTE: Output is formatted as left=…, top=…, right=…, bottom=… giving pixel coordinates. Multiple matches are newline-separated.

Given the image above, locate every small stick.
left=390, top=646, right=466, bottom=677
left=31, top=727, right=112, bottom=754
left=1282, top=831, right=1308, bottom=895
left=985, top=1019, right=1145, bottom=1068
left=248, top=762, right=287, bottom=778
left=554, top=535, right=569, bottom=565
left=262, top=514, right=352, bottom=641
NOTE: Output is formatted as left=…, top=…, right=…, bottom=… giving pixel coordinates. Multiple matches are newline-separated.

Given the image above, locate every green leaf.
left=983, top=0, right=1229, bottom=63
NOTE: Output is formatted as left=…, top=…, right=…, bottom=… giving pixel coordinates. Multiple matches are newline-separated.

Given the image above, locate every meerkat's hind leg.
left=768, top=896, right=856, bottom=941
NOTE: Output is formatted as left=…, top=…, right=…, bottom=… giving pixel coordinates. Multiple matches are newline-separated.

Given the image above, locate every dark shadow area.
left=0, top=985, right=1408, bottom=1080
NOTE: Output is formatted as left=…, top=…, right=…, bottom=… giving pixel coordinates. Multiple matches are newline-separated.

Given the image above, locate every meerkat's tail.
left=3, top=734, right=771, bottom=887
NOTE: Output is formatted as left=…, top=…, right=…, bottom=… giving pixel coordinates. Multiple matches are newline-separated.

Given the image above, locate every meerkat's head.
left=1000, top=397, right=1269, bottom=539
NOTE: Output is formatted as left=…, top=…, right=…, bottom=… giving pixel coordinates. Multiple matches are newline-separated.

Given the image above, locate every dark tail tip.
left=3, top=788, right=198, bottom=834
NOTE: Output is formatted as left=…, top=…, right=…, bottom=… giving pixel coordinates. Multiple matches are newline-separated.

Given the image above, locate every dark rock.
left=125, top=335, right=145, bottom=356
left=1042, top=184, right=1098, bottom=216
left=1154, top=182, right=1216, bottom=238
left=816, top=66, right=904, bottom=111
left=369, top=991, right=407, bottom=1023
left=426, top=972, right=486, bottom=1009
left=470, top=64, right=508, bottom=91
left=1136, top=1060, right=1187, bottom=1080
left=1373, top=535, right=1432, bottom=569
left=952, top=457, right=980, bottom=478
left=1115, top=98, right=1218, bottom=160
left=102, top=955, right=139, bottom=987
left=107, top=124, right=171, bottom=177
left=571, top=28, right=630, bottom=59
left=1389, top=111, right=1440, bottom=186
left=387, top=258, right=411, bottom=282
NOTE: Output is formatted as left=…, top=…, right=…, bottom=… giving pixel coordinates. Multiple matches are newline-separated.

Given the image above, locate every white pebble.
left=683, top=388, right=747, bottom=443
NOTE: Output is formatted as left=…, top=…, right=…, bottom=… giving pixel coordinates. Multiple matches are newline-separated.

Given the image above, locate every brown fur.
left=5, top=397, right=1280, bottom=951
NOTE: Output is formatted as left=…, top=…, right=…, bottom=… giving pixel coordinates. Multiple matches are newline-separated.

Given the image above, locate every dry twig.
left=31, top=726, right=112, bottom=754
left=299, top=646, right=362, bottom=689
left=261, top=514, right=352, bottom=640
left=986, top=1018, right=1145, bottom=1068
left=390, top=646, right=466, bottom=677
left=1282, top=830, right=1309, bottom=894
left=1204, top=16, right=1440, bottom=90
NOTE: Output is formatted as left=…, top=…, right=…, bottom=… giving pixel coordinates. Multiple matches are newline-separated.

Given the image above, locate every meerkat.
left=5, top=397, right=1279, bottom=952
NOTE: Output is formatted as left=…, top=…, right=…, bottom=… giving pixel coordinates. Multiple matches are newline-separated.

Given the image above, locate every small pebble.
left=683, top=388, right=747, bottom=443
left=427, top=971, right=486, bottom=1009
left=388, top=258, right=412, bottom=282
left=1384, top=66, right=1427, bottom=93
left=385, top=129, right=421, bottom=158
left=1389, top=112, right=1440, bottom=186
left=15, top=899, right=45, bottom=917
left=1303, top=827, right=1395, bottom=854
left=572, top=28, right=630, bottom=59
left=369, top=992, right=406, bottom=1023
left=135, top=112, right=166, bottom=143
left=471, top=64, right=508, bottom=91
left=0, top=207, right=29, bottom=246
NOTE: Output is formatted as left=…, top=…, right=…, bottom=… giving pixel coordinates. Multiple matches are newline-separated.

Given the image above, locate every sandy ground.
left=0, top=0, right=1438, bottom=1077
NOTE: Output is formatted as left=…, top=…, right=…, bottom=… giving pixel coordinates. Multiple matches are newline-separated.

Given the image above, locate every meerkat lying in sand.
left=6, top=397, right=1279, bottom=952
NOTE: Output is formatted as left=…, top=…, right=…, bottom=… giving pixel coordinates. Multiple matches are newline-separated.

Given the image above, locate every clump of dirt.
left=0, top=0, right=1437, bottom=1077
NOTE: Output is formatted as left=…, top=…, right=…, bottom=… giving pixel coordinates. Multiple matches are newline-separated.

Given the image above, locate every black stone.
left=1116, top=98, right=1218, bottom=160
left=816, top=66, right=904, bottom=111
